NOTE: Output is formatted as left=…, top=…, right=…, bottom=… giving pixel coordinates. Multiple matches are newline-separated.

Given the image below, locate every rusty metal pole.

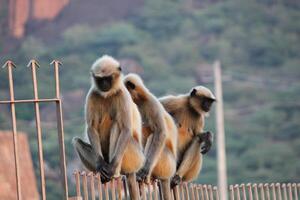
left=50, top=60, right=68, bottom=199
left=247, top=183, right=253, bottom=200
left=2, top=60, right=21, bottom=200
left=270, top=184, right=276, bottom=200
left=214, top=61, right=228, bottom=200
left=97, top=173, right=103, bottom=200
left=74, top=171, right=81, bottom=197
left=28, top=60, right=47, bottom=200
left=214, top=186, right=220, bottom=200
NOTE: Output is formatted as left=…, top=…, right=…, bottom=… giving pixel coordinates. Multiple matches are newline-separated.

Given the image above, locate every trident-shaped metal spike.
left=50, top=60, right=62, bottom=67
left=27, top=59, right=40, bottom=68
left=50, top=60, right=62, bottom=98
left=2, top=60, right=16, bottom=68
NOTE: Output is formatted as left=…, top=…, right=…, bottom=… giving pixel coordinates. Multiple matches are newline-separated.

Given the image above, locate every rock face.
left=0, top=131, right=39, bottom=200
left=8, top=0, right=69, bottom=38
left=32, top=0, right=69, bottom=20
left=8, top=0, right=30, bottom=38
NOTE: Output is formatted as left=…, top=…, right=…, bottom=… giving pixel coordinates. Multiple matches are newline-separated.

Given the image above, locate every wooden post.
left=214, top=61, right=228, bottom=200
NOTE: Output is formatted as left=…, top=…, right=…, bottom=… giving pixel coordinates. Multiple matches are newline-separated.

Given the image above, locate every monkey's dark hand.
left=96, top=157, right=115, bottom=183
left=136, top=167, right=150, bottom=182
left=198, top=131, right=213, bottom=154
left=171, top=174, right=182, bottom=188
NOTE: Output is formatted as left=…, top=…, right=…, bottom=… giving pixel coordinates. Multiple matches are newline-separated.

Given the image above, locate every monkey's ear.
left=190, top=89, right=197, bottom=96
left=126, top=81, right=135, bottom=90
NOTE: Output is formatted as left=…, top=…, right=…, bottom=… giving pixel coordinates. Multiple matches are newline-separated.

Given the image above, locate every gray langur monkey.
left=72, top=55, right=145, bottom=200
left=124, top=73, right=177, bottom=200
left=159, top=86, right=215, bottom=188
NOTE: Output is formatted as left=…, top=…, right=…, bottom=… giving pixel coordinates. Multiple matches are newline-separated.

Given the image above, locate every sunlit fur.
left=159, top=86, right=215, bottom=182
left=124, top=73, right=177, bottom=199
left=73, top=56, right=144, bottom=200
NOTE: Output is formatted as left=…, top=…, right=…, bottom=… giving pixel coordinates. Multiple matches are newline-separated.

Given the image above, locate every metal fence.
left=1, top=60, right=299, bottom=200
left=0, top=60, right=68, bottom=200
left=72, top=171, right=300, bottom=200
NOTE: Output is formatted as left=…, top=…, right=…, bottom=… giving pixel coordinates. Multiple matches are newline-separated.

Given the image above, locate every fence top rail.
left=0, top=98, right=60, bottom=104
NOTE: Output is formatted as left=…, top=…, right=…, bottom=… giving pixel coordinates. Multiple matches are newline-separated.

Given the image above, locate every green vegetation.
left=0, top=0, right=299, bottom=198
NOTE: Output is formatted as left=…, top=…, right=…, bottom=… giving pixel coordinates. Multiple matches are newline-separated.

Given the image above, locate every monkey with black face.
left=124, top=73, right=177, bottom=200
left=73, top=55, right=144, bottom=200
left=159, top=86, right=215, bottom=188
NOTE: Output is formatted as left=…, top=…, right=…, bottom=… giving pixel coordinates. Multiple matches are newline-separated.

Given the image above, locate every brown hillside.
left=0, top=131, right=39, bottom=200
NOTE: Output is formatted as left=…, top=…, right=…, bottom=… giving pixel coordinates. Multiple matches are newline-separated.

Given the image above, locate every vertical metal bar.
left=287, top=183, right=292, bottom=200
left=214, top=186, right=220, bottom=200
left=214, top=61, right=228, bottom=200
left=258, top=184, right=265, bottom=200
left=173, top=186, right=180, bottom=200
left=74, top=171, right=81, bottom=197
left=158, top=181, right=164, bottom=200
left=229, top=185, right=234, bottom=200
left=111, top=178, right=116, bottom=200
left=89, top=172, right=95, bottom=200
left=270, top=184, right=276, bottom=200
left=292, top=183, right=298, bottom=200
left=252, top=184, right=258, bottom=200
left=264, top=184, right=270, bottom=200
left=154, top=181, right=159, bottom=200
left=28, top=60, right=46, bottom=200
left=3, top=61, right=21, bottom=200
left=117, top=177, right=123, bottom=200
left=51, top=60, right=68, bottom=199
left=122, top=176, right=129, bottom=200
left=282, top=184, right=288, bottom=200
left=104, top=182, right=109, bottom=200
left=181, top=184, right=186, bottom=200
left=298, top=183, right=300, bottom=197
left=240, top=184, right=247, bottom=200
left=204, top=185, right=209, bottom=200
left=246, top=184, right=253, bottom=200
left=82, top=172, right=89, bottom=200
left=148, top=183, right=153, bottom=200
left=195, top=186, right=200, bottom=200
left=140, top=182, right=146, bottom=200
left=276, top=183, right=282, bottom=200
left=191, top=184, right=195, bottom=200
left=208, top=185, right=213, bottom=200
left=97, top=174, right=103, bottom=200
left=185, top=183, right=191, bottom=200
left=234, top=185, right=241, bottom=200
left=200, top=185, right=205, bottom=200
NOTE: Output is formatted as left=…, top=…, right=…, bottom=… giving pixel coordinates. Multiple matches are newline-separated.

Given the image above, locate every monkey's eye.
left=118, top=66, right=122, bottom=71
left=126, top=81, right=135, bottom=90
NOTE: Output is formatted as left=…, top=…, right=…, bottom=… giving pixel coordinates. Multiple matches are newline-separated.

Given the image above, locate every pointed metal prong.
left=50, top=60, right=62, bottom=66
left=27, top=59, right=40, bottom=68
left=2, top=60, right=16, bottom=68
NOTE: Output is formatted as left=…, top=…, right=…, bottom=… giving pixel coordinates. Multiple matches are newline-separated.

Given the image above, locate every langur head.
left=90, top=55, right=122, bottom=97
left=189, top=86, right=216, bottom=114
left=124, top=73, right=148, bottom=104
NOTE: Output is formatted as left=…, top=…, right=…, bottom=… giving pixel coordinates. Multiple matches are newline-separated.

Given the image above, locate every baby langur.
left=159, top=86, right=215, bottom=188
left=72, top=55, right=144, bottom=200
left=124, top=74, right=177, bottom=200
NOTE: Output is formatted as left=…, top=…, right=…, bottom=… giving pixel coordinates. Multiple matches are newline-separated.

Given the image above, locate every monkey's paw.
left=199, top=131, right=213, bottom=154
left=136, top=168, right=150, bottom=182
left=171, top=174, right=182, bottom=188
left=96, top=160, right=115, bottom=183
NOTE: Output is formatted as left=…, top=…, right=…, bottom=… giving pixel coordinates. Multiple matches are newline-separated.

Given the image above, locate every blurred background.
left=0, top=0, right=299, bottom=199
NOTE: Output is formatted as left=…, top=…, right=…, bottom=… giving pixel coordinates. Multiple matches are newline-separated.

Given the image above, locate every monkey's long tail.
left=72, top=137, right=98, bottom=172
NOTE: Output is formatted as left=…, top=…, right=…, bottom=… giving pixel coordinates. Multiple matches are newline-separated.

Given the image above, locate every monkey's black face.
left=93, top=75, right=113, bottom=92
left=200, top=97, right=215, bottom=112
